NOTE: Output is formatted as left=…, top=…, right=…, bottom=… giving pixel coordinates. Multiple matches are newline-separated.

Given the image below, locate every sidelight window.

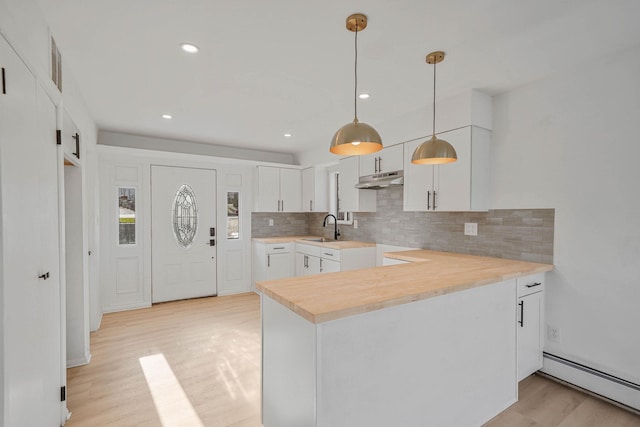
left=118, top=187, right=136, bottom=245
left=227, top=191, right=239, bottom=239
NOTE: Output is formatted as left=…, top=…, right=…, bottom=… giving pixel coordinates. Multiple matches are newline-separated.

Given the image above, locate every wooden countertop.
left=257, top=249, right=553, bottom=324
left=253, top=236, right=375, bottom=249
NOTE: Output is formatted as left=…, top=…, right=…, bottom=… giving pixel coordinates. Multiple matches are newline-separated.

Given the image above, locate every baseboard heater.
left=541, top=352, right=640, bottom=412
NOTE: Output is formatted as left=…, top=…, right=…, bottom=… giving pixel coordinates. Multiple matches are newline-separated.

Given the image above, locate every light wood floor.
left=66, top=293, right=640, bottom=427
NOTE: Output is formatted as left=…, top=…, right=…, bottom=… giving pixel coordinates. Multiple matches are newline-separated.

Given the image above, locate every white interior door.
left=152, top=166, right=217, bottom=302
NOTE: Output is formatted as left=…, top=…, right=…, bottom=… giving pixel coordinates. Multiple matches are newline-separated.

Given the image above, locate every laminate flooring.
left=65, top=293, right=640, bottom=427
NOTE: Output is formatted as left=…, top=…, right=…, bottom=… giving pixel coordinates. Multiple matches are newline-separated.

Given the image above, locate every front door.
left=151, top=166, right=217, bottom=302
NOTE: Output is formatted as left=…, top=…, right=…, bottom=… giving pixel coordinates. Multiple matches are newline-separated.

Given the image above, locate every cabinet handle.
left=281, top=200, right=284, bottom=211
left=433, top=191, right=437, bottom=210
left=378, top=156, right=382, bottom=172
left=320, top=258, right=323, bottom=272
left=1, top=67, right=5, bottom=94
left=427, top=191, right=431, bottom=210
left=374, top=157, right=378, bottom=173
left=273, top=246, right=285, bottom=250
left=323, top=252, right=334, bottom=257
left=310, top=200, right=313, bottom=211
left=267, top=254, right=270, bottom=267
left=72, top=132, right=80, bottom=159
left=304, top=255, right=308, bottom=269
left=526, top=282, right=542, bottom=288
left=518, top=300, right=524, bottom=327
left=38, top=272, right=50, bottom=280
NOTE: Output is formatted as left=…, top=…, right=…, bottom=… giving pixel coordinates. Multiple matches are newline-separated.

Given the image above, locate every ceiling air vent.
left=50, top=35, right=62, bottom=92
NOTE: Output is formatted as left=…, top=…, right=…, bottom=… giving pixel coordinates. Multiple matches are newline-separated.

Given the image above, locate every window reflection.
left=118, top=187, right=136, bottom=245
left=227, top=192, right=239, bottom=239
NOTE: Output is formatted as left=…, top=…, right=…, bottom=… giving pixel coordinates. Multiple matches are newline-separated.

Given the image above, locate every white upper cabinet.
left=403, top=126, right=490, bottom=212
left=254, top=166, right=302, bottom=212
left=359, top=144, right=404, bottom=176
left=302, top=166, right=328, bottom=212
left=338, top=156, right=376, bottom=212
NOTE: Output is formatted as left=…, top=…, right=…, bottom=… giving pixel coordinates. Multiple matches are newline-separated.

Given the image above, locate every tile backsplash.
left=253, top=186, right=554, bottom=263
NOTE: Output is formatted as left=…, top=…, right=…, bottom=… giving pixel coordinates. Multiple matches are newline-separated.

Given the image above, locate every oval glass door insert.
left=172, top=184, right=198, bottom=248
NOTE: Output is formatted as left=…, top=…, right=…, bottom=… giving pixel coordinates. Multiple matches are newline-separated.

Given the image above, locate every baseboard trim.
left=541, top=352, right=640, bottom=411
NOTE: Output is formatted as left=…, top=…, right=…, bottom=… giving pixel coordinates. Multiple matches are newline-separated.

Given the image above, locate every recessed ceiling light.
left=359, top=93, right=370, bottom=99
left=180, top=43, right=199, bottom=54
left=162, top=114, right=172, bottom=119
left=284, top=133, right=292, bottom=138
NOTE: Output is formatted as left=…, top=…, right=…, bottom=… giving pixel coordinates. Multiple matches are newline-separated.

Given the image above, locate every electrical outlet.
left=464, top=223, right=478, bottom=236
left=548, top=325, right=561, bottom=343
left=353, top=219, right=358, bottom=229
left=268, top=218, right=274, bottom=227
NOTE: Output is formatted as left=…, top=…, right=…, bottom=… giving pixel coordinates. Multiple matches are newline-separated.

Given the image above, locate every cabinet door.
left=321, top=258, right=341, bottom=274
left=280, top=168, right=302, bottom=212
left=256, top=166, right=280, bottom=212
left=359, top=152, right=377, bottom=176
left=339, top=156, right=376, bottom=212
left=434, top=127, right=472, bottom=211
left=265, top=252, right=293, bottom=281
left=403, top=139, right=435, bottom=212
left=302, top=167, right=314, bottom=212
left=517, top=291, right=543, bottom=381
left=378, top=144, right=404, bottom=173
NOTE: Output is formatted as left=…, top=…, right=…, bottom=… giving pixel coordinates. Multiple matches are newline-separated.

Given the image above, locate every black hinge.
left=1, top=67, right=6, bottom=94
left=72, top=133, right=80, bottom=159
left=60, top=386, right=66, bottom=402
left=56, top=129, right=62, bottom=145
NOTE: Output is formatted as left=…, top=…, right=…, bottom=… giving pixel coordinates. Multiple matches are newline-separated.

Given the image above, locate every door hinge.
left=60, top=386, right=66, bottom=402
left=1, top=67, right=6, bottom=94
left=56, top=129, right=62, bottom=145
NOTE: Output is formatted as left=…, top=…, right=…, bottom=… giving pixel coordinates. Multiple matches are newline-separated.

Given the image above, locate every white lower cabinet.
left=516, top=273, right=545, bottom=382
left=295, top=243, right=375, bottom=276
left=253, top=242, right=295, bottom=289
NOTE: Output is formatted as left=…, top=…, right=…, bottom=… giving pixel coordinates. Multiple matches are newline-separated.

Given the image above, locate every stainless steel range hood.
left=355, top=170, right=404, bottom=190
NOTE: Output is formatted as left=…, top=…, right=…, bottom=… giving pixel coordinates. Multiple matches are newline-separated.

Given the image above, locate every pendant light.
left=330, top=14, right=383, bottom=156
left=411, top=51, right=457, bottom=164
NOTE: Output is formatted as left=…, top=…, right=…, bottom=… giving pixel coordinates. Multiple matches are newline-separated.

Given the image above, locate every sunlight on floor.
left=139, top=353, right=205, bottom=427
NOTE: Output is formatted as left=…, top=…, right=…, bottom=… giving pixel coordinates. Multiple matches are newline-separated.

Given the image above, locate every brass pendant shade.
left=330, top=120, right=383, bottom=156
left=411, top=51, right=457, bottom=165
left=330, top=14, right=383, bottom=156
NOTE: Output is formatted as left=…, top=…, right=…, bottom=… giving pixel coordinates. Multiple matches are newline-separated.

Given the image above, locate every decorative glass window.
left=227, top=191, right=239, bottom=239
left=172, top=184, right=198, bottom=248
left=118, top=187, right=136, bottom=245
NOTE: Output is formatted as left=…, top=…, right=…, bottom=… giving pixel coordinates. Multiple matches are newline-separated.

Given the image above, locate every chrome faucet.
left=322, top=214, right=340, bottom=241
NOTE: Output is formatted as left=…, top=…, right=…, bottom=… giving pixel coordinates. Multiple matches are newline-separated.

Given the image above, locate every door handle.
left=518, top=301, right=524, bottom=327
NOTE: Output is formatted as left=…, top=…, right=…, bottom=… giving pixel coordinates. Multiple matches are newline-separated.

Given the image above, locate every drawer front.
left=266, top=243, right=292, bottom=254
left=517, top=273, right=545, bottom=297
left=295, top=243, right=322, bottom=257
left=321, top=248, right=341, bottom=262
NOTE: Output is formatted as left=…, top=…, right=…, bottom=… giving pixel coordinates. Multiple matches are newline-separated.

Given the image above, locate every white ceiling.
left=36, top=0, right=640, bottom=157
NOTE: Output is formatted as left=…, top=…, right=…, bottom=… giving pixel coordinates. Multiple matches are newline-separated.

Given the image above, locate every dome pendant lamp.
left=330, top=14, right=383, bottom=156
left=411, top=51, right=457, bottom=164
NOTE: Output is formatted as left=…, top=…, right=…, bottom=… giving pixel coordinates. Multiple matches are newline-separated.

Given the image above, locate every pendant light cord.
left=354, top=25, right=359, bottom=123
left=432, top=60, right=436, bottom=137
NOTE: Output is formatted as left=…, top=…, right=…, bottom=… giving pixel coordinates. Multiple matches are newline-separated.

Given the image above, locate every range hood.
left=355, top=170, right=404, bottom=190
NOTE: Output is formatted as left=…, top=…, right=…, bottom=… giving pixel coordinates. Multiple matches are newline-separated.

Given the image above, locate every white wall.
left=491, top=45, right=640, bottom=385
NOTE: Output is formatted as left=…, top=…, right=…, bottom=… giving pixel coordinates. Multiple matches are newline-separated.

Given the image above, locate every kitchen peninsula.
left=257, top=249, right=553, bottom=427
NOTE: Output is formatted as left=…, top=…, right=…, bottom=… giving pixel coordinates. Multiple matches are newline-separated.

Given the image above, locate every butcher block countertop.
left=257, top=249, right=553, bottom=324
left=253, top=236, right=375, bottom=250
